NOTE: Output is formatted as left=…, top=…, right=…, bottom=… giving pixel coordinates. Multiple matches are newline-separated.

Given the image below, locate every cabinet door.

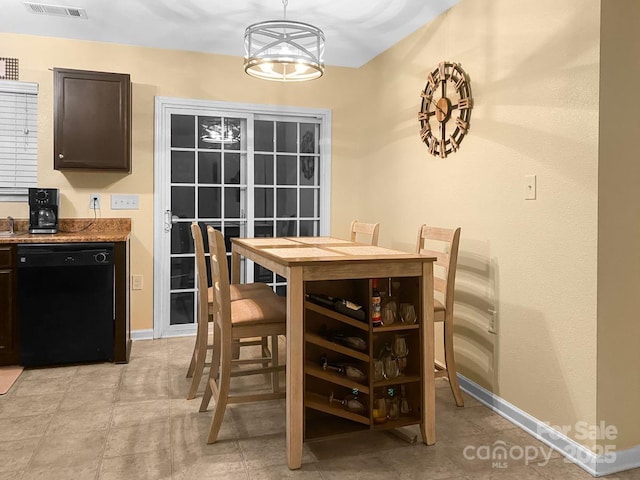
left=0, top=246, right=17, bottom=365
left=54, top=68, right=131, bottom=171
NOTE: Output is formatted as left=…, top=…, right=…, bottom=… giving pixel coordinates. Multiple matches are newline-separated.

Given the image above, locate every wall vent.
left=24, top=2, right=88, bottom=19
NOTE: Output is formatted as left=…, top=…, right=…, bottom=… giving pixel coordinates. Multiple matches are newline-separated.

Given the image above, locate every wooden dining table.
left=230, top=236, right=436, bottom=469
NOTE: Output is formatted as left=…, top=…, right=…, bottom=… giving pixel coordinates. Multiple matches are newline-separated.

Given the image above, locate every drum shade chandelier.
left=243, top=0, right=325, bottom=82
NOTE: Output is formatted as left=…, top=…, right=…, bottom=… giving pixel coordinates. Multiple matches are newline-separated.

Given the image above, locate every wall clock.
left=418, top=61, right=473, bottom=158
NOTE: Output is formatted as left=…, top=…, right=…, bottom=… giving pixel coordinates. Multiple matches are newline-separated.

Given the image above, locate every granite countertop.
left=0, top=218, right=131, bottom=244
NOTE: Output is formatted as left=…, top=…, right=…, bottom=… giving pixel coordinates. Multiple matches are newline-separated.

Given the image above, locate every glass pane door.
left=154, top=97, right=331, bottom=338
left=252, top=118, right=321, bottom=295
left=168, top=114, right=247, bottom=326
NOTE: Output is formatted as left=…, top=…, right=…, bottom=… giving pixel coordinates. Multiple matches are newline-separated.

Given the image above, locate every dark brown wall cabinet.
left=54, top=68, right=131, bottom=172
left=0, top=245, right=18, bottom=366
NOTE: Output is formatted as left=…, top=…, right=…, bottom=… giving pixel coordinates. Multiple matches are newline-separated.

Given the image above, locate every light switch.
left=111, top=194, right=139, bottom=210
left=524, top=175, right=536, bottom=200
left=132, top=274, right=143, bottom=290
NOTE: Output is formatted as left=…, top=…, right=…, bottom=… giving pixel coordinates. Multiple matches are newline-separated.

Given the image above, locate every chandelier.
left=243, top=0, right=325, bottom=82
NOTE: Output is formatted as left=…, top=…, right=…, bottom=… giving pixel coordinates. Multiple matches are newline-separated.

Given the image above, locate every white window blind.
left=0, top=80, right=38, bottom=201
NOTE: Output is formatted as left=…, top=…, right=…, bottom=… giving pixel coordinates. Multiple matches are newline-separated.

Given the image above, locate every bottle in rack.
left=381, top=278, right=397, bottom=326
left=386, top=387, right=400, bottom=421
left=372, top=390, right=387, bottom=424
left=400, top=384, right=412, bottom=416
left=371, top=279, right=382, bottom=327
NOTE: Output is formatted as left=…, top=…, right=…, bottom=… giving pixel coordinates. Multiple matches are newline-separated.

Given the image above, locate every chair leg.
left=443, top=319, right=464, bottom=407
left=271, top=335, right=280, bottom=393
left=206, top=384, right=229, bottom=444
left=199, top=375, right=214, bottom=413
left=186, top=336, right=208, bottom=400
left=206, top=331, right=231, bottom=444
left=186, top=345, right=196, bottom=378
left=200, top=323, right=222, bottom=411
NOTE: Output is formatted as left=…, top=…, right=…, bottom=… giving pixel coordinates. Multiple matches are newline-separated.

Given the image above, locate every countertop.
left=0, top=218, right=131, bottom=244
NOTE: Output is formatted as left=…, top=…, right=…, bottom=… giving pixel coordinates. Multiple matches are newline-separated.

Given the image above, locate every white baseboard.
left=131, top=328, right=196, bottom=341
left=458, top=375, right=640, bottom=477
left=130, top=329, right=154, bottom=341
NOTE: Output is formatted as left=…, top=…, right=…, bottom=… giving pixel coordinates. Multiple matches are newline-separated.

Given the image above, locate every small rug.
left=0, top=366, right=23, bottom=395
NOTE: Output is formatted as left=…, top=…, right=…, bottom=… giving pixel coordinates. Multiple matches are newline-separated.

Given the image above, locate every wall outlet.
left=132, top=274, right=143, bottom=290
left=89, top=193, right=101, bottom=209
left=111, top=194, right=139, bottom=210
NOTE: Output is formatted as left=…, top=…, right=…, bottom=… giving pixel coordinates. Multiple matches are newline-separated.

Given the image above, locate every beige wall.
left=2, top=0, right=639, bottom=453
left=358, top=0, right=602, bottom=448
left=0, top=32, right=367, bottom=335
left=597, top=1, right=640, bottom=451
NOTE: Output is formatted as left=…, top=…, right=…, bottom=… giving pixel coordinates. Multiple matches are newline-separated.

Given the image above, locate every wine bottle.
left=320, top=355, right=366, bottom=381
left=319, top=326, right=367, bottom=351
left=371, top=278, right=382, bottom=327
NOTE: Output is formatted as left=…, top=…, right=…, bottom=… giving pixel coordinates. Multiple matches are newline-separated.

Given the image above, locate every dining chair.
left=416, top=224, right=464, bottom=407
left=349, top=220, right=380, bottom=246
left=186, top=223, right=273, bottom=400
left=199, top=226, right=286, bottom=444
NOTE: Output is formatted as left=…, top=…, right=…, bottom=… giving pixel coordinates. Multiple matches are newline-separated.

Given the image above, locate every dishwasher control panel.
left=17, top=243, right=114, bottom=268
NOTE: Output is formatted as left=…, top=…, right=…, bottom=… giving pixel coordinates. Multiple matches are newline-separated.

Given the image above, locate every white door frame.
left=153, top=96, right=332, bottom=339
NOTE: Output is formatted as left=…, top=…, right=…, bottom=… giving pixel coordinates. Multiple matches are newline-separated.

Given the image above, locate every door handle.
left=164, top=210, right=179, bottom=232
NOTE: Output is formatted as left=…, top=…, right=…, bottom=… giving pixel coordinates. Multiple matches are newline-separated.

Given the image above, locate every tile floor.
left=1, top=337, right=639, bottom=480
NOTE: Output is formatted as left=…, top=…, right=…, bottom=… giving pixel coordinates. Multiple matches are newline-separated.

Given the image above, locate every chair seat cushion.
left=231, top=293, right=286, bottom=326
left=208, top=282, right=272, bottom=305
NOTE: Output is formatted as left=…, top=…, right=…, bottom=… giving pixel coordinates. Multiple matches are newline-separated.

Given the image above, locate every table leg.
left=286, top=266, right=304, bottom=469
left=231, top=249, right=240, bottom=284
left=230, top=248, right=242, bottom=360
left=420, top=261, right=436, bottom=445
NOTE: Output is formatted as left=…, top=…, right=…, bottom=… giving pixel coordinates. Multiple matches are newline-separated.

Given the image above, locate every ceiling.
left=1, top=0, right=459, bottom=68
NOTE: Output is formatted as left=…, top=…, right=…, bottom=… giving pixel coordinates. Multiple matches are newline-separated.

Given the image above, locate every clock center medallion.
left=435, top=97, right=451, bottom=123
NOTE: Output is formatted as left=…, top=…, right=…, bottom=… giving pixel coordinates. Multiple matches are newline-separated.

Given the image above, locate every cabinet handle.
left=58, top=153, right=64, bottom=159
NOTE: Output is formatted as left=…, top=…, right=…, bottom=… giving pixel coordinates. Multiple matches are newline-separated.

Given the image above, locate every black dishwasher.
left=17, top=243, right=114, bottom=367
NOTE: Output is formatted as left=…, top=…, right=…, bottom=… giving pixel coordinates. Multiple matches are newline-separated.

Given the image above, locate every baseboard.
left=131, top=328, right=196, bottom=341
left=130, top=329, right=154, bottom=341
left=458, top=375, right=640, bottom=477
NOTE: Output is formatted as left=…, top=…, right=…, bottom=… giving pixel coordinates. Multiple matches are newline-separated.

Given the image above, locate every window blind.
left=0, top=80, right=38, bottom=200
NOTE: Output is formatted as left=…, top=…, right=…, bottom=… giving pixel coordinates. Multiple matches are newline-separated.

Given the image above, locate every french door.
left=153, top=97, right=331, bottom=338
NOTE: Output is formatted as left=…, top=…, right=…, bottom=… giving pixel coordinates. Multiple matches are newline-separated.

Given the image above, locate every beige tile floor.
left=1, top=337, right=639, bottom=480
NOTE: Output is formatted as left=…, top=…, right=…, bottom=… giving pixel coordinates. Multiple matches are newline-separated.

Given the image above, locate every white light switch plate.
left=131, top=274, right=143, bottom=290
left=111, top=194, right=139, bottom=210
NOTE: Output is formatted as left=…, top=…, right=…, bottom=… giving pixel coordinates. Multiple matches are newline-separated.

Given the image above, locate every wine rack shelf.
left=305, top=301, right=369, bottom=331
left=305, top=361, right=370, bottom=394
left=371, top=415, right=423, bottom=431
left=373, top=323, right=419, bottom=333
left=372, top=375, right=421, bottom=388
left=304, top=332, right=369, bottom=362
left=305, top=392, right=370, bottom=426
left=303, top=276, right=424, bottom=441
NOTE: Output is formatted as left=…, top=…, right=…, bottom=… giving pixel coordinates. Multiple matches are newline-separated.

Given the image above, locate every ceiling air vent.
left=24, top=2, right=88, bottom=19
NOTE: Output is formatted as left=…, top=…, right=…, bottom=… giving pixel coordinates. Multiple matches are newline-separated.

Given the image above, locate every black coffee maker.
left=28, top=188, right=59, bottom=234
